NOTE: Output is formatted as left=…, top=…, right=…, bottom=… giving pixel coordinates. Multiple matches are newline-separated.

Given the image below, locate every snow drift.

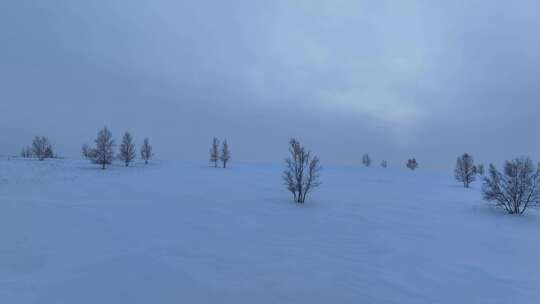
left=1, top=158, right=539, bottom=303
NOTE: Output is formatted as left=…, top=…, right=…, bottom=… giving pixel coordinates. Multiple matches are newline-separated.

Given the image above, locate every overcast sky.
left=2, top=0, right=540, bottom=169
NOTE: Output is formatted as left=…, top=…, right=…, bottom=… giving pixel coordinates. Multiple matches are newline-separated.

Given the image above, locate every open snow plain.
left=1, top=158, right=540, bottom=303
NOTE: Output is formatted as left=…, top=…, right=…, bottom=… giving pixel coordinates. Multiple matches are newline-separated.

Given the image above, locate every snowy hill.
left=1, top=158, right=539, bottom=303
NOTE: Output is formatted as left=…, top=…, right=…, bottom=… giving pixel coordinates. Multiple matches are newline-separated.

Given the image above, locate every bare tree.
left=118, top=132, right=136, bottom=167
left=283, top=138, right=322, bottom=203
left=140, top=138, right=153, bottom=165
left=477, top=163, right=485, bottom=176
left=32, top=136, right=51, bottom=161
left=89, top=127, right=115, bottom=170
left=482, top=157, right=540, bottom=214
left=81, top=144, right=92, bottom=159
left=381, top=160, right=388, bottom=168
left=406, top=158, right=418, bottom=170
left=20, top=146, right=33, bottom=158
left=362, top=154, right=371, bottom=167
left=44, top=145, right=54, bottom=159
left=455, top=153, right=476, bottom=188
left=26, top=146, right=33, bottom=158
left=210, top=137, right=220, bottom=168
left=220, top=139, right=231, bottom=168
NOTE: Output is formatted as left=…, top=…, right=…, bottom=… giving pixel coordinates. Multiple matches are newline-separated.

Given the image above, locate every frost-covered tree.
left=362, top=154, right=371, bottom=167
left=482, top=157, right=540, bottom=214
left=118, top=132, right=136, bottom=167
left=406, top=158, right=418, bottom=170
left=283, top=138, right=322, bottom=203
left=220, top=139, right=231, bottom=168
left=381, top=160, right=388, bottom=168
left=140, top=138, right=153, bottom=165
left=32, top=136, right=51, bottom=161
left=89, top=127, right=115, bottom=169
left=477, top=164, right=485, bottom=176
left=455, top=153, right=476, bottom=188
left=210, top=137, right=220, bottom=168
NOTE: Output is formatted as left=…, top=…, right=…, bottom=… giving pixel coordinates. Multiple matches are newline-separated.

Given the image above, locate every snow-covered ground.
left=1, top=158, right=540, bottom=303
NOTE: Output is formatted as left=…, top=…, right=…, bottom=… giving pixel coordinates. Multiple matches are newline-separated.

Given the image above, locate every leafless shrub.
left=455, top=153, right=476, bottom=188
left=210, top=137, right=220, bottom=168
left=482, top=157, right=540, bottom=214
left=406, top=158, right=418, bottom=170
left=381, top=160, right=388, bottom=168
left=32, top=136, right=51, bottom=161
left=362, top=154, right=371, bottom=167
left=220, top=139, right=231, bottom=168
left=88, top=127, right=115, bottom=169
left=118, top=132, right=136, bottom=167
left=140, top=138, right=153, bottom=165
left=283, top=138, right=321, bottom=203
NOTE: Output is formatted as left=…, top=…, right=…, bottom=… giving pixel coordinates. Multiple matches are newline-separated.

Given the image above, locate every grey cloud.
left=1, top=0, right=540, bottom=169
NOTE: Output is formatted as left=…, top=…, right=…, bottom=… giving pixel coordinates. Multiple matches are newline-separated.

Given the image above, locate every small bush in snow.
left=210, top=137, right=220, bottom=168
left=362, top=154, right=371, bottom=167
left=88, top=127, right=115, bottom=170
left=406, top=158, right=418, bottom=170
left=482, top=157, right=540, bottom=215
left=220, top=139, right=231, bottom=168
left=455, top=153, right=476, bottom=188
left=118, top=132, right=136, bottom=167
left=140, top=138, right=153, bottom=165
left=381, top=160, right=388, bottom=168
left=283, top=138, right=321, bottom=203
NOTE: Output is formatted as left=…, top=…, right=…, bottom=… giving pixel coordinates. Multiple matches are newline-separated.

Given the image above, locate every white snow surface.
left=1, top=158, right=540, bottom=303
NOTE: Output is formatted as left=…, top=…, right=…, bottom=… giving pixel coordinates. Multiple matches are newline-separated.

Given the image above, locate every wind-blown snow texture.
left=1, top=158, right=540, bottom=303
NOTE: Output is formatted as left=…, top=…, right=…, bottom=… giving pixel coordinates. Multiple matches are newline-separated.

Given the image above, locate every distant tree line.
left=20, top=136, right=58, bottom=160
left=209, top=137, right=231, bottom=168
left=82, top=127, right=153, bottom=169
left=360, top=153, right=419, bottom=170
left=16, top=130, right=540, bottom=214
